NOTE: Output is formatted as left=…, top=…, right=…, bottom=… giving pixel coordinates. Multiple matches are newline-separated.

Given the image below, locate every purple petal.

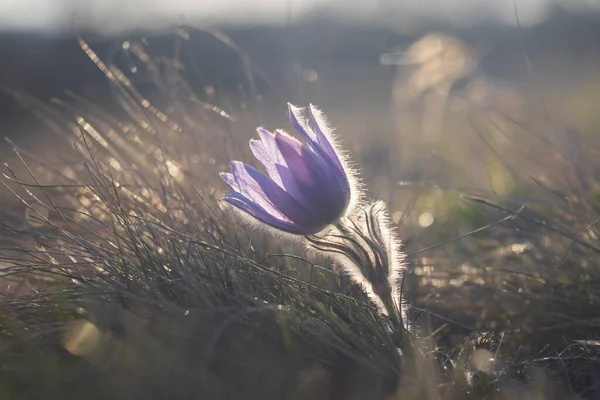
left=249, top=128, right=311, bottom=208
left=221, top=161, right=319, bottom=227
left=220, top=168, right=285, bottom=221
left=288, top=103, right=314, bottom=144
left=222, top=193, right=309, bottom=234
left=307, top=104, right=344, bottom=171
left=249, top=128, right=284, bottom=187
left=288, top=103, right=347, bottom=184
left=274, top=130, right=323, bottom=190
left=275, top=131, right=348, bottom=220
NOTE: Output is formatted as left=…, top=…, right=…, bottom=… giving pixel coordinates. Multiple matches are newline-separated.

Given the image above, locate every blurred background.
left=3, top=0, right=600, bottom=350
left=3, top=0, right=600, bottom=225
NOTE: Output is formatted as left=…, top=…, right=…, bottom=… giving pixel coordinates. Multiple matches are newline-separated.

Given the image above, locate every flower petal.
left=249, top=128, right=284, bottom=187
left=221, top=192, right=309, bottom=234
left=307, top=104, right=344, bottom=171
left=275, top=130, right=348, bottom=220
left=250, top=128, right=313, bottom=208
left=221, top=161, right=320, bottom=228
left=288, top=103, right=314, bottom=143
left=288, top=103, right=340, bottom=164
left=220, top=169, right=285, bottom=221
left=288, top=103, right=348, bottom=187
left=274, top=129, right=325, bottom=189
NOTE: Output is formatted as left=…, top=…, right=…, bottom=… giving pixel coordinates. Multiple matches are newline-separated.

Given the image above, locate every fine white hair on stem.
left=314, top=241, right=391, bottom=318
left=302, top=200, right=409, bottom=329
left=366, top=200, right=408, bottom=328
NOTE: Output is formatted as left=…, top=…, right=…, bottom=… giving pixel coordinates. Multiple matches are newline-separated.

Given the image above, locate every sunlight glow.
left=0, top=0, right=596, bottom=33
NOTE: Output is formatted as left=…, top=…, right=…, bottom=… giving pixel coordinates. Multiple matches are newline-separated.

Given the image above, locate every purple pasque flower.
left=220, top=103, right=352, bottom=235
